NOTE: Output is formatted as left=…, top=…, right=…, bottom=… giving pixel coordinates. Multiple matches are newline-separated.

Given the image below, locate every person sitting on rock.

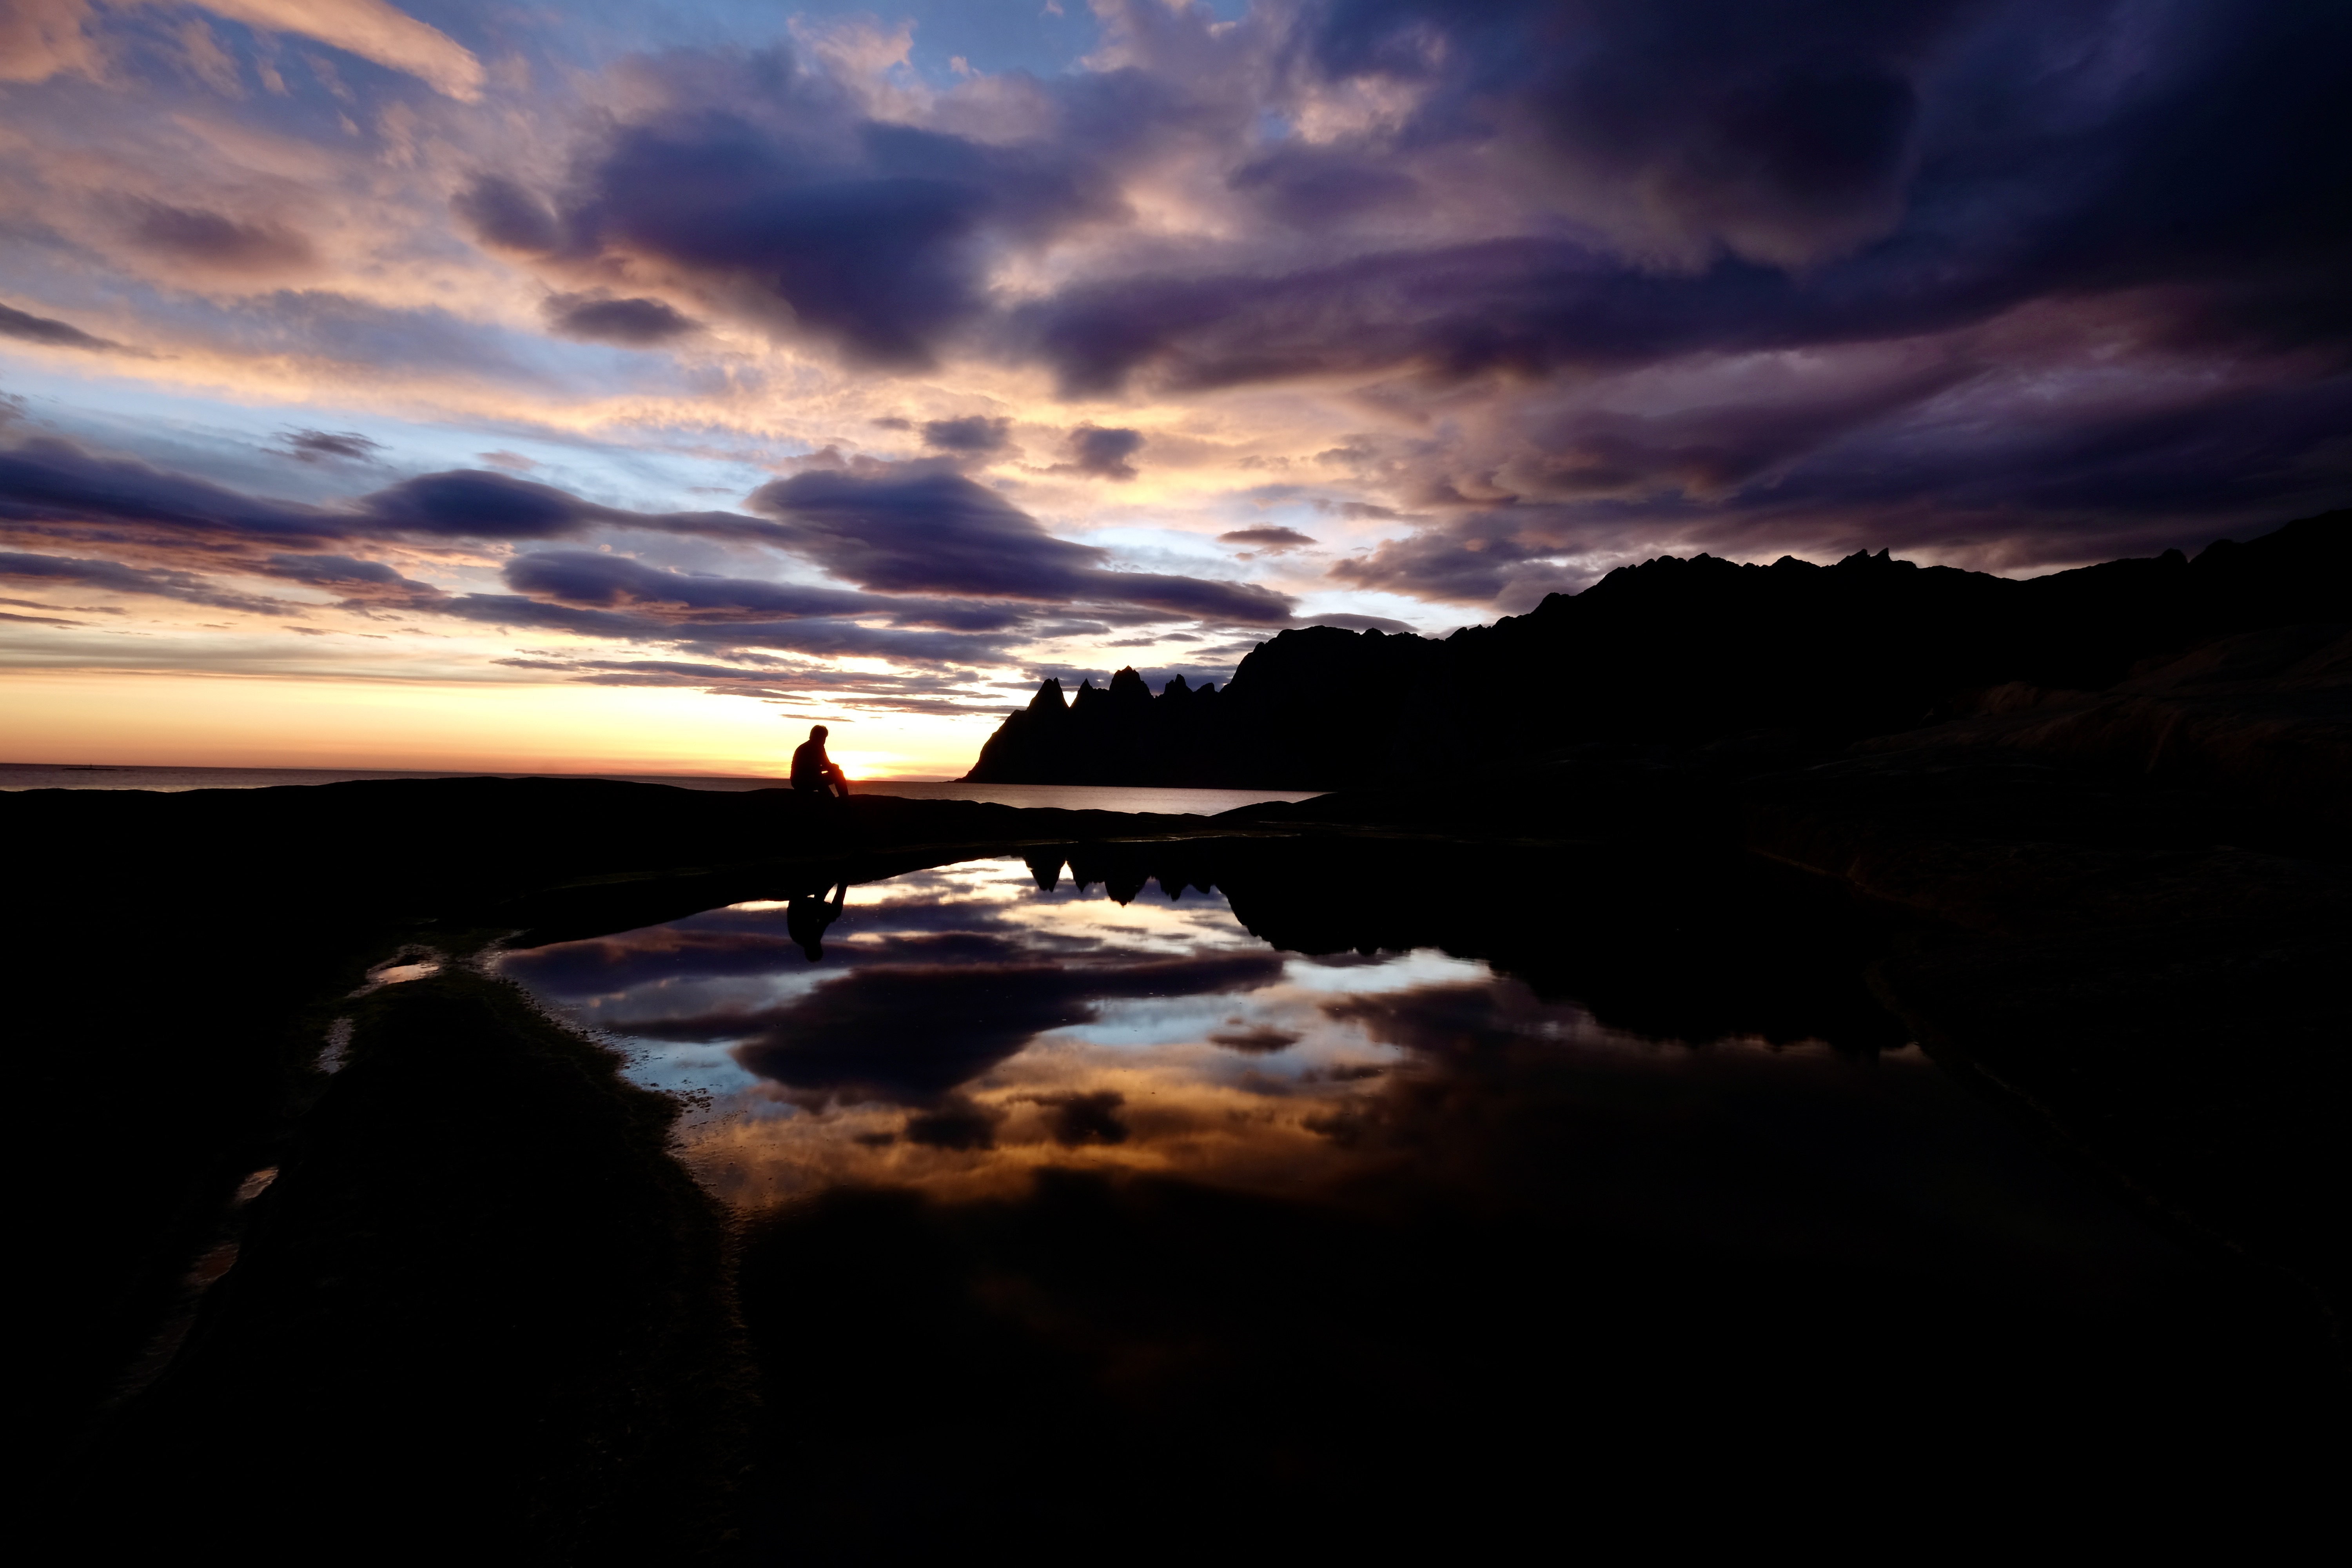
left=790, top=724, right=850, bottom=800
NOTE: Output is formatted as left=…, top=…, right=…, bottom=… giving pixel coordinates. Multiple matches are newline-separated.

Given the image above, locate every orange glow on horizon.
left=0, top=669, right=993, bottom=779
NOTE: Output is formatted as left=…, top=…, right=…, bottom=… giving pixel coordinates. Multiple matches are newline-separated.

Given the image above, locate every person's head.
left=810, top=724, right=829, bottom=742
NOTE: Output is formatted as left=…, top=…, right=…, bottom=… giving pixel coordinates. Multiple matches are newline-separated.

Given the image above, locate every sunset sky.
left=3, top=0, right=2345, bottom=777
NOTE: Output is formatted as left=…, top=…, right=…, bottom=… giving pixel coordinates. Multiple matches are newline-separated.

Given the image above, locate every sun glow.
left=0, top=668, right=995, bottom=777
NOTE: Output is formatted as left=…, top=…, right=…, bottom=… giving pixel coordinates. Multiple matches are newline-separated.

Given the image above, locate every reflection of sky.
left=499, top=854, right=2195, bottom=1300
left=501, top=857, right=1415, bottom=1181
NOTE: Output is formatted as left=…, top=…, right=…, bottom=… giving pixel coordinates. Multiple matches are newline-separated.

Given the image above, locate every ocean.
left=0, top=762, right=1321, bottom=816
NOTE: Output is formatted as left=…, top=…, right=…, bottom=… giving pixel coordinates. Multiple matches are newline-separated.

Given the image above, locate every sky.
left=2, top=0, right=2346, bottom=778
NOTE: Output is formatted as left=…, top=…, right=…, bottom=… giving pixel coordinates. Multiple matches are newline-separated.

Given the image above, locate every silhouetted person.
left=791, top=724, right=850, bottom=799
left=788, top=880, right=848, bottom=960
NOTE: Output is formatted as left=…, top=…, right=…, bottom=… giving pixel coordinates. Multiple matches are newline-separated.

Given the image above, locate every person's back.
left=789, top=737, right=826, bottom=791
left=790, top=724, right=848, bottom=798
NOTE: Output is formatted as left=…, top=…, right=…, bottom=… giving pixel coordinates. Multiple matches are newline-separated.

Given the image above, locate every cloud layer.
left=0, top=419, right=1297, bottom=701
left=2, top=0, right=2346, bottom=750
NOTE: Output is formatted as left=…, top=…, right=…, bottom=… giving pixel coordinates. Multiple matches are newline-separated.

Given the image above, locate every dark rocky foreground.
left=12, top=628, right=2348, bottom=1554
left=84, top=969, right=752, bottom=1556
left=13, top=780, right=1230, bottom=1468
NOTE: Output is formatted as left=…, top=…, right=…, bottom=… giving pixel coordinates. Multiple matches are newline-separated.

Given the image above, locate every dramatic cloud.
left=122, top=201, right=315, bottom=276
left=0, top=434, right=338, bottom=544
left=452, top=176, right=563, bottom=254
left=275, top=429, right=384, bottom=464
left=750, top=467, right=1112, bottom=595
left=541, top=293, right=701, bottom=347
left=189, top=0, right=485, bottom=101
left=1227, top=143, right=1419, bottom=229
left=921, top=416, right=1013, bottom=455
left=1219, top=526, right=1317, bottom=552
left=502, top=550, right=874, bottom=619
left=2, top=0, right=2347, bottom=762
left=0, top=303, right=120, bottom=353
left=1305, top=0, right=1951, bottom=270
left=0, top=0, right=103, bottom=84
left=358, top=469, right=605, bottom=539
left=0, top=549, right=294, bottom=614
left=750, top=467, right=1295, bottom=622
left=0, top=419, right=1307, bottom=698
left=1055, top=424, right=1144, bottom=481
left=259, top=552, right=416, bottom=588
left=0, top=430, right=1003, bottom=667
left=535, top=45, right=1120, bottom=368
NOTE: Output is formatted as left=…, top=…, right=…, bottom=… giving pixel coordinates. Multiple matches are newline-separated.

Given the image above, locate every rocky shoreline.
left=17, top=616, right=2347, bottom=1542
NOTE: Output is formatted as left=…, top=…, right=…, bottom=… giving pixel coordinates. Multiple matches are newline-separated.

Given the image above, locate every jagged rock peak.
left=1833, top=547, right=1910, bottom=570
left=1106, top=666, right=1154, bottom=707
left=1028, top=676, right=1069, bottom=713
left=1163, top=674, right=1191, bottom=696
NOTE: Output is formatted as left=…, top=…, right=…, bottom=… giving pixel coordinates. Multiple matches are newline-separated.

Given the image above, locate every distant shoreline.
left=1, top=761, right=800, bottom=780
left=0, top=763, right=1319, bottom=815
left=0, top=761, right=961, bottom=786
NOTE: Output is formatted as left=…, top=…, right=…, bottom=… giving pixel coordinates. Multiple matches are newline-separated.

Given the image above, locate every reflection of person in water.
left=788, top=880, right=848, bottom=960
left=790, top=724, right=851, bottom=800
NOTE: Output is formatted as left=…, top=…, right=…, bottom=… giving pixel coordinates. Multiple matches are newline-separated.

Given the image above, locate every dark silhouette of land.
left=966, top=510, right=2348, bottom=789
left=12, top=506, right=2347, bottom=1555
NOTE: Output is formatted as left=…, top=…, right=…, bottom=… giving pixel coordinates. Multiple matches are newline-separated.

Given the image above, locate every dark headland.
left=13, top=510, right=2346, bottom=1554
left=967, top=510, right=2350, bottom=790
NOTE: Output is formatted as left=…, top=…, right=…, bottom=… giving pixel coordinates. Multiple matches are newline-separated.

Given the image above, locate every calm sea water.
left=0, top=762, right=1318, bottom=815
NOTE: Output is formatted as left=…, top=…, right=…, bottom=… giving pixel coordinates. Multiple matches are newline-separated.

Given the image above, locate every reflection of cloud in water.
left=501, top=855, right=2186, bottom=1296
left=1207, top=1024, right=1300, bottom=1054
left=719, top=948, right=1289, bottom=1107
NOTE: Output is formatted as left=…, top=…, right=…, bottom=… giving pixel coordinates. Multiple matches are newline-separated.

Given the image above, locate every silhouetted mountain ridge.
left=964, top=510, right=2349, bottom=788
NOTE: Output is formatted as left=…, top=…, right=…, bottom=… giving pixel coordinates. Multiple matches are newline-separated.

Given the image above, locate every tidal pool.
left=502, top=851, right=2189, bottom=1297
left=497, top=845, right=2327, bottom=1550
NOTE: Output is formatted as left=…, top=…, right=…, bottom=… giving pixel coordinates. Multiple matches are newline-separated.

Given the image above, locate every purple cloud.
left=749, top=466, right=1293, bottom=622
left=541, top=292, right=701, bottom=347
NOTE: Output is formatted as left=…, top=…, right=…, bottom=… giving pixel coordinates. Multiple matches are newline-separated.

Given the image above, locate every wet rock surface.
left=78, top=970, right=751, bottom=1556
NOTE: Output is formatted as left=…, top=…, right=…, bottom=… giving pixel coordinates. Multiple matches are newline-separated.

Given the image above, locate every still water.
left=503, top=852, right=2184, bottom=1291
left=499, top=846, right=2324, bottom=1547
